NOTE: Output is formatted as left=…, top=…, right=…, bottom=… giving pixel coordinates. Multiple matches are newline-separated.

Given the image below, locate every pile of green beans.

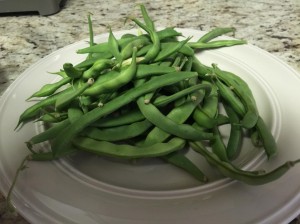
left=15, top=4, right=300, bottom=187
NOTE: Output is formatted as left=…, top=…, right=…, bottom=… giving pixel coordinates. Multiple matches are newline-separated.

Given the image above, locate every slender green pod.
left=255, top=116, right=277, bottom=158
left=153, top=83, right=211, bottom=107
left=72, top=137, right=186, bottom=159
left=143, top=96, right=203, bottom=146
left=197, top=27, right=236, bottom=43
left=162, top=152, right=208, bottom=182
left=154, top=37, right=192, bottom=62
left=27, top=77, right=71, bottom=99
left=83, top=48, right=137, bottom=96
left=136, top=64, right=177, bottom=79
left=137, top=97, right=214, bottom=141
left=63, top=63, right=83, bottom=79
left=92, top=109, right=145, bottom=128
left=224, top=103, right=243, bottom=160
left=16, top=87, right=73, bottom=128
left=55, top=78, right=94, bottom=111
left=83, top=119, right=152, bottom=141
left=108, top=27, right=122, bottom=62
left=188, top=39, right=247, bottom=49
left=190, top=141, right=300, bottom=185
left=26, top=118, right=70, bottom=150
left=82, top=59, right=114, bottom=79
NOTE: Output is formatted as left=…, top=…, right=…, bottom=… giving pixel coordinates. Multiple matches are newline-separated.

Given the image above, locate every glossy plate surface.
left=1, top=28, right=300, bottom=224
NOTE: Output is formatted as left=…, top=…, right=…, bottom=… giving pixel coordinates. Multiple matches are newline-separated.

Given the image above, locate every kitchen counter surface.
left=0, top=0, right=300, bottom=223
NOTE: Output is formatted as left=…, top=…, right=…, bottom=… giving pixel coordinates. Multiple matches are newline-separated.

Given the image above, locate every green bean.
left=82, top=59, right=114, bottom=80
left=188, top=39, right=247, bottom=49
left=190, top=141, right=300, bottom=185
left=87, top=13, right=94, bottom=46
left=37, top=112, right=67, bottom=123
left=140, top=4, right=155, bottom=31
left=68, top=107, right=84, bottom=123
left=55, top=78, right=94, bottom=111
left=63, top=63, right=83, bottom=79
left=193, top=108, right=217, bottom=129
left=143, top=96, right=202, bottom=146
left=154, top=37, right=192, bottom=62
left=83, top=48, right=137, bottom=96
left=92, top=109, right=145, bottom=128
left=255, top=116, right=277, bottom=159
left=153, top=83, right=211, bottom=107
left=197, top=27, right=236, bottom=43
left=27, top=77, right=71, bottom=100
left=212, top=64, right=259, bottom=128
left=136, top=64, right=177, bottom=79
left=215, top=78, right=246, bottom=116
left=26, top=118, right=70, bottom=150
left=129, top=17, right=160, bottom=63
left=75, top=53, right=113, bottom=69
left=121, top=36, right=150, bottom=60
left=224, top=103, right=242, bottom=160
left=137, top=97, right=213, bottom=141
left=83, top=119, right=152, bottom=141
left=156, top=27, right=182, bottom=40
left=108, top=27, right=122, bottom=62
left=49, top=70, right=68, bottom=78
left=193, top=83, right=219, bottom=129
left=211, top=127, right=229, bottom=161
left=72, top=136, right=186, bottom=159
left=163, top=151, right=208, bottom=182
left=16, top=87, right=73, bottom=128
left=121, top=33, right=136, bottom=39
left=50, top=71, right=198, bottom=156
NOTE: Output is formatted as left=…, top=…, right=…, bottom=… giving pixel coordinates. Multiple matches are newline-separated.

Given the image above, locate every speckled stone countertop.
left=0, top=0, right=300, bottom=223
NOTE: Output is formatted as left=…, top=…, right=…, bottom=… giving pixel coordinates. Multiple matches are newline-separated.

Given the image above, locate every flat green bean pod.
left=83, top=119, right=152, bottom=141
left=72, top=137, right=186, bottom=159
left=190, top=141, right=300, bottom=185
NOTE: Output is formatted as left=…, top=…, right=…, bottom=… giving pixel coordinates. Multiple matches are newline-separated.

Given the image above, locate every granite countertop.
left=0, top=0, right=300, bottom=223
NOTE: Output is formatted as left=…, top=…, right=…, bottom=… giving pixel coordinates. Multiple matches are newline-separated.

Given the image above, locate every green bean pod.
left=162, top=151, right=208, bottom=182
left=55, top=78, right=94, bottom=111
left=82, top=59, right=114, bottom=79
left=137, top=97, right=213, bottom=141
left=63, top=63, right=83, bottom=79
left=130, top=17, right=160, bottom=63
left=190, top=141, right=300, bottom=185
left=136, top=64, right=177, bottom=79
left=72, top=137, right=186, bottom=159
left=255, top=116, right=277, bottom=158
left=153, top=83, right=211, bottom=107
left=37, top=112, right=68, bottom=123
left=27, top=77, right=72, bottom=99
left=16, top=87, right=73, bottom=128
left=121, top=36, right=150, bottom=60
left=188, top=39, right=247, bottom=50
left=83, top=48, right=137, bottom=96
left=215, top=78, right=246, bottom=116
left=92, top=109, right=145, bottom=128
left=26, top=118, right=70, bottom=149
left=83, top=119, right=152, bottom=141
left=154, top=37, right=192, bottom=62
left=197, top=27, right=236, bottom=43
left=224, top=103, right=243, bottom=160
left=212, top=64, right=259, bottom=128
left=108, top=27, right=122, bottom=62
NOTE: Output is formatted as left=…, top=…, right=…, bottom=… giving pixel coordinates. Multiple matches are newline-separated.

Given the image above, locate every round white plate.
left=1, top=28, right=300, bottom=224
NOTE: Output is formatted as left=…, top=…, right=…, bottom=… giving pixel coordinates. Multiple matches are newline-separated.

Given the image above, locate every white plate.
left=1, top=28, right=300, bottom=224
